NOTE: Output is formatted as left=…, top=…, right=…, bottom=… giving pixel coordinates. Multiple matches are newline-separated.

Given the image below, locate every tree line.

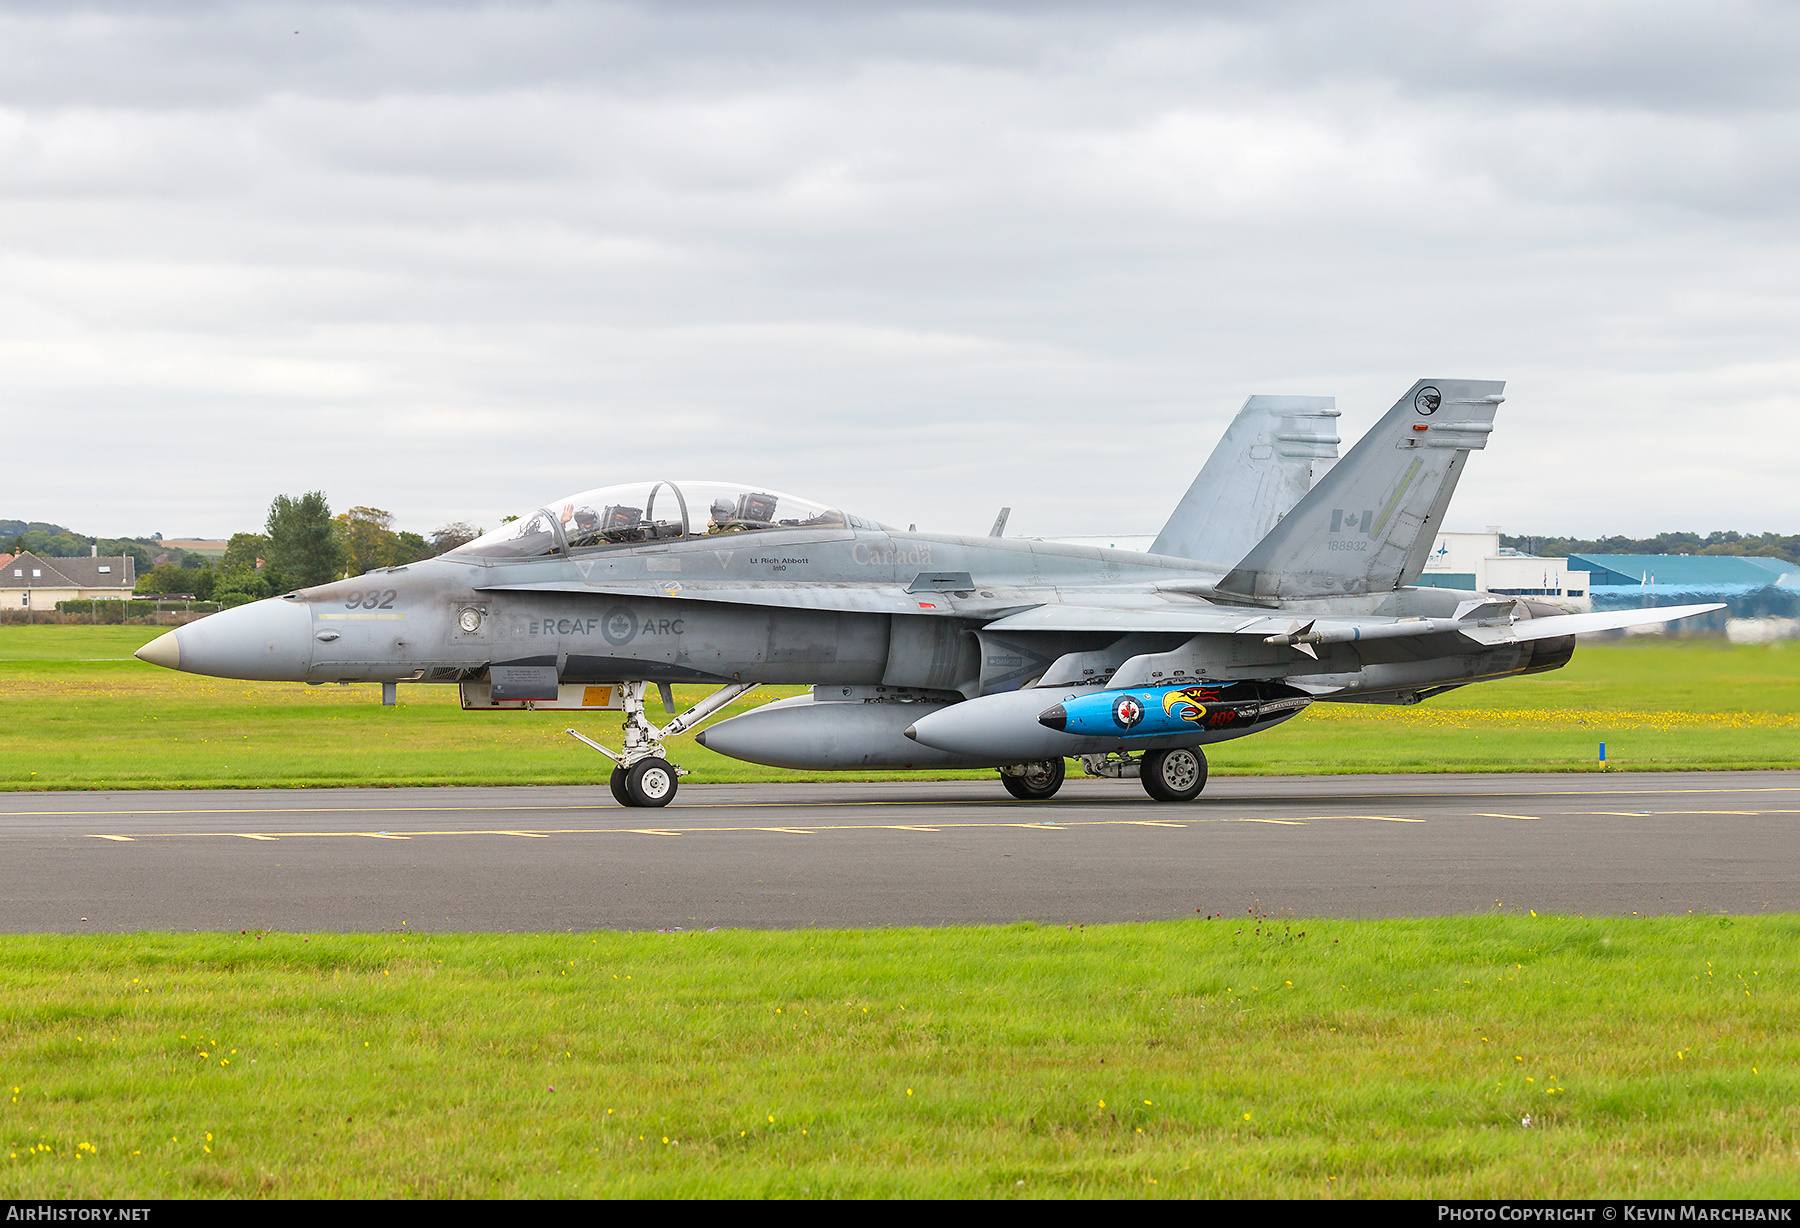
left=1500, top=531, right=1800, bottom=565
left=128, top=496, right=482, bottom=601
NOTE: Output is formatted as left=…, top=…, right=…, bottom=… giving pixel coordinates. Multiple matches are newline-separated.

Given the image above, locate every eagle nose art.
left=133, top=597, right=315, bottom=681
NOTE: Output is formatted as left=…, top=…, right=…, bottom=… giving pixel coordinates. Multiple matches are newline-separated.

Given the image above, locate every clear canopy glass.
left=448, top=481, right=854, bottom=559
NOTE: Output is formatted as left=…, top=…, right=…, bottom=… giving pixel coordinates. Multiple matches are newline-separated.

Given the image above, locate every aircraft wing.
left=983, top=601, right=1726, bottom=643
left=481, top=579, right=1722, bottom=645
left=1452, top=604, right=1725, bottom=644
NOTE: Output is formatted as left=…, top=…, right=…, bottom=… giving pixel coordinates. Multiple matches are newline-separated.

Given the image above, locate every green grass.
left=3, top=917, right=1797, bottom=1198
left=5, top=634, right=1796, bottom=1197
left=1, top=627, right=1797, bottom=790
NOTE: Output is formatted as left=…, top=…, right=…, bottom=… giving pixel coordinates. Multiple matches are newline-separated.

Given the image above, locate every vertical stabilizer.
left=1149, top=395, right=1339, bottom=566
left=1216, top=379, right=1503, bottom=601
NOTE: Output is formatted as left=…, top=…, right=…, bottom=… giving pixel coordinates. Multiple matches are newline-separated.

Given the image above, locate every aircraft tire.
left=1000, top=758, right=1065, bottom=801
left=625, top=758, right=678, bottom=808
left=1141, top=747, right=1207, bottom=802
left=609, top=766, right=632, bottom=807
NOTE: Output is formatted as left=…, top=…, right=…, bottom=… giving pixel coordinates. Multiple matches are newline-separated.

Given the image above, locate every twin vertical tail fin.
left=1149, top=395, right=1340, bottom=567
left=1215, top=379, right=1503, bottom=601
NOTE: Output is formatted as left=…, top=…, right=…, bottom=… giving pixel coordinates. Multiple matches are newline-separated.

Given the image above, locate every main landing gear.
left=999, top=757, right=1065, bottom=800
left=1141, top=746, right=1208, bottom=802
left=570, top=680, right=757, bottom=808
left=1076, top=747, right=1210, bottom=802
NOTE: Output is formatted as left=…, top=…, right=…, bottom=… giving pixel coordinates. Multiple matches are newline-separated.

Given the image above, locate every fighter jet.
left=135, top=378, right=1719, bottom=807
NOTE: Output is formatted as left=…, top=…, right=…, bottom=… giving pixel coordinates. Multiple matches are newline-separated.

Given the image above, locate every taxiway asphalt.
left=2, top=771, right=1796, bottom=931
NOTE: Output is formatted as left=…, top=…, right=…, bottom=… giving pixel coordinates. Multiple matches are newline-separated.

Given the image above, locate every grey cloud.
left=2, top=1, right=1795, bottom=110
left=1, top=1, right=1796, bottom=539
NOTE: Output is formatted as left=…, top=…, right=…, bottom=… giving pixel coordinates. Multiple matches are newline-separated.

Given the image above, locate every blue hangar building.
left=1570, top=553, right=1800, bottom=627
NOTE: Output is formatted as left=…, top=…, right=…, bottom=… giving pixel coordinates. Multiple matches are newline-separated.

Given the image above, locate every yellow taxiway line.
left=66, top=804, right=1800, bottom=843
left=5, top=781, right=1797, bottom=823
left=70, top=813, right=1470, bottom=841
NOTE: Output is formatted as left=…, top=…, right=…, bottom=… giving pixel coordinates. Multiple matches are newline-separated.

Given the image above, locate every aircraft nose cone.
left=148, top=597, right=315, bottom=681
left=134, top=632, right=180, bottom=670
left=1037, top=703, right=1067, bottom=732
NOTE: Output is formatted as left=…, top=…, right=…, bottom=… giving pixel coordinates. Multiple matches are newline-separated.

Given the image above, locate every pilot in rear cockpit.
left=708, top=492, right=780, bottom=533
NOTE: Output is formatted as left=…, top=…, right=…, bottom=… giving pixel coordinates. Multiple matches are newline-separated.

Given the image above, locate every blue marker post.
left=1599, top=742, right=1607, bottom=769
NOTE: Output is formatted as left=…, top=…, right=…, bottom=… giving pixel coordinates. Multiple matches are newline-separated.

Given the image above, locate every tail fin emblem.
left=1414, top=387, right=1442, bottom=415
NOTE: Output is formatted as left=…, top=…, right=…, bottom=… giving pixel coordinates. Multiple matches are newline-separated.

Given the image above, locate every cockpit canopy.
left=448, top=481, right=882, bottom=559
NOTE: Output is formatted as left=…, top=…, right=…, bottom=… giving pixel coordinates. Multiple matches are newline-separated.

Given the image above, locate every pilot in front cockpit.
left=562, top=503, right=601, bottom=541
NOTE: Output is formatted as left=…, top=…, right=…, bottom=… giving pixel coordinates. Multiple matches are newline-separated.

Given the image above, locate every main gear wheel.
left=1141, top=747, right=1207, bottom=802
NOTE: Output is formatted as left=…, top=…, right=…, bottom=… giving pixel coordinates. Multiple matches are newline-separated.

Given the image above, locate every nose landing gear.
left=610, top=759, right=678, bottom=807
left=570, top=680, right=757, bottom=807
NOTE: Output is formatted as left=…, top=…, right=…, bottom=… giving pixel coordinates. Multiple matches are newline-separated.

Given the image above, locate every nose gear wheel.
left=625, top=758, right=678, bottom=807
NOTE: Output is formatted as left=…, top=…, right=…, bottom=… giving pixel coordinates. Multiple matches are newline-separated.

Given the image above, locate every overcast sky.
left=4, top=0, right=1797, bottom=542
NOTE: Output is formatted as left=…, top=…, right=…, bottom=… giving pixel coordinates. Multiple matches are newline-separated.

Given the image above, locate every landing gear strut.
left=999, top=757, right=1065, bottom=801
left=569, top=680, right=757, bottom=807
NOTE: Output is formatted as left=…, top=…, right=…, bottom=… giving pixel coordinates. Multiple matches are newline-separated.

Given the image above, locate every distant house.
left=157, top=538, right=229, bottom=560
left=0, top=551, right=137, bottom=610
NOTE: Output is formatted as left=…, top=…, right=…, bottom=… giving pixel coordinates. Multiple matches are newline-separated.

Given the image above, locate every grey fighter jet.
left=135, top=378, right=1718, bottom=806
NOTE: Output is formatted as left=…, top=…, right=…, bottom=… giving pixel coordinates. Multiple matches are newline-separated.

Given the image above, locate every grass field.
left=1, top=627, right=1796, bottom=790
left=5, top=628, right=1798, bottom=1198
left=3, top=917, right=1797, bottom=1198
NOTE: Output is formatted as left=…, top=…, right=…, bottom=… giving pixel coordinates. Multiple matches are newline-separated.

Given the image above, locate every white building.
left=1417, top=532, right=1590, bottom=610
